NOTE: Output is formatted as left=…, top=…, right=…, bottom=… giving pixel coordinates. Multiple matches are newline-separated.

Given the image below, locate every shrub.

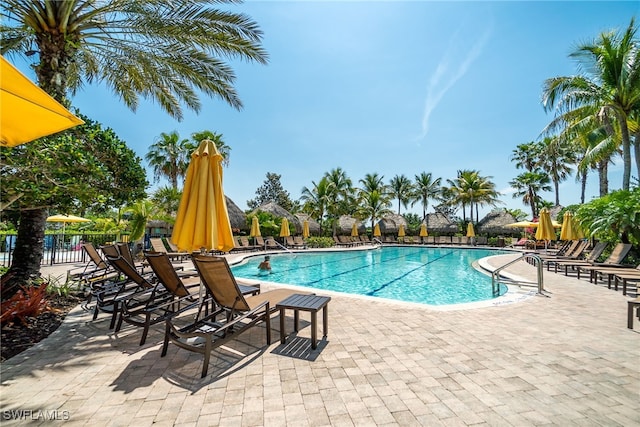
left=0, top=283, right=50, bottom=325
left=305, top=237, right=334, bottom=248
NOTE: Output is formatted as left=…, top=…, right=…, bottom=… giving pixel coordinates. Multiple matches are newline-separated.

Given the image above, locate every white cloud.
left=417, top=26, right=492, bottom=141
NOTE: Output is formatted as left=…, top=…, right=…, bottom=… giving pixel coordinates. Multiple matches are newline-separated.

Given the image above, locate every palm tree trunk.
left=634, top=128, right=640, bottom=180
left=554, top=180, right=560, bottom=206
left=580, top=171, right=587, bottom=204
left=597, top=160, right=609, bottom=196
left=2, top=208, right=47, bottom=299
left=619, top=118, right=632, bottom=190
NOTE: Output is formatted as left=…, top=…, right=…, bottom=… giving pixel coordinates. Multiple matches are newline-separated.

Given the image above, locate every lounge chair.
left=145, top=251, right=260, bottom=300
left=163, top=255, right=308, bottom=377
left=285, top=236, right=306, bottom=249
left=333, top=236, right=351, bottom=247
left=563, top=243, right=632, bottom=279
left=424, top=236, right=435, bottom=245
left=149, top=237, right=189, bottom=261
left=294, top=235, right=308, bottom=248
left=66, top=242, right=118, bottom=288
left=587, top=264, right=640, bottom=295
left=105, top=252, right=181, bottom=345
left=475, top=236, right=487, bottom=245
left=239, top=236, right=260, bottom=251
left=548, top=241, right=607, bottom=273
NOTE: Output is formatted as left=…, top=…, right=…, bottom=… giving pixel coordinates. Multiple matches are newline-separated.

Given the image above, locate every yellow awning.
left=1, top=56, right=83, bottom=147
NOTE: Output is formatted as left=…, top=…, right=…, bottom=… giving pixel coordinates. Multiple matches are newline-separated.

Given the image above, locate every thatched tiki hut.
left=226, top=197, right=248, bottom=232
left=335, top=215, right=366, bottom=235
left=424, top=212, right=458, bottom=235
left=294, top=213, right=321, bottom=236
left=250, top=201, right=301, bottom=234
left=477, top=210, right=519, bottom=237
left=377, top=214, right=407, bottom=235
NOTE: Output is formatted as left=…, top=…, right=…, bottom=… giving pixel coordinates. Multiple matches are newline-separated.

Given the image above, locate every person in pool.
left=258, top=255, right=271, bottom=273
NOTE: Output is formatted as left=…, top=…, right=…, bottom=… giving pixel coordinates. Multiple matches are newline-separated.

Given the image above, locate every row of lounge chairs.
left=359, top=235, right=488, bottom=245
left=532, top=241, right=639, bottom=296
left=68, top=242, right=312, bottom=377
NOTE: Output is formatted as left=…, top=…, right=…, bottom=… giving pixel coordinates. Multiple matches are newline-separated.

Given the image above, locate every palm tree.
left=388, top=174, right=413, bottom=215
left=0, top=0, right=267, bottom=283
left=509, top=172, right=552, bottom=218
left=538, top=136, right=576, bottom=206
left=445, top=170, right=496, bottom=223
left=151, top=186, right=182, bottom=219
left=191, top=131, right=232, bottom=167
left=146, top=131, right=191, bottom=189
left=510, top=142, right=541, bottom=172
left=412, top=172, right=442, bottom=224
left=324, top=168, right=353, bottom=234
left=300, top=177, right=331, bottom=234
left=358, top=173, right=385, bottom=194
left=356, top=190, right=392, bottom=233
left=542, top=18, right=640, bottom=190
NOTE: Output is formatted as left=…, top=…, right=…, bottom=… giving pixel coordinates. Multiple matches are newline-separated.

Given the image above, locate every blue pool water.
left=231, top=246, right=509, bottom=305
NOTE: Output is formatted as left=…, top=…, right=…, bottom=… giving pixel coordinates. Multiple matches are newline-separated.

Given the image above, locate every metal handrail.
left=492, top=253, right=545, bottom=295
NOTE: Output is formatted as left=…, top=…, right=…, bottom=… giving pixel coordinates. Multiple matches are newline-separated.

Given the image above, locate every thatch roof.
left=294, top=213, right=321, bottom=235
left=424, top=212, right=458, bottom=234
left=336, top=215, right=366, bottom=235
left=377, top=214, right=407, bottom=234
left=250, top=201, right=301, bottom=233
left=477, top=210, right=519, bottom=236
left=226, top=197, right=248, bottom=230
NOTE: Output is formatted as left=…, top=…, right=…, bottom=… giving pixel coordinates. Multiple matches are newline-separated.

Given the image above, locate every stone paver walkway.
left=1, top=251, right=638, bottom=426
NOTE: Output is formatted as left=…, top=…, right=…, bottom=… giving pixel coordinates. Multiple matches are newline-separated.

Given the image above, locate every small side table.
left=277, top=294, right=331, bottom=349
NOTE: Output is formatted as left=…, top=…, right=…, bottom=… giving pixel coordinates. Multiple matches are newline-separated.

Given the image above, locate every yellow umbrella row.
left=1, top=56, right=84, bottom=147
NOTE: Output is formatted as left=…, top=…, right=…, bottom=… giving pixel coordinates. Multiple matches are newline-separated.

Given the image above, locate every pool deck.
left=1, top=247, right=639, bottom=426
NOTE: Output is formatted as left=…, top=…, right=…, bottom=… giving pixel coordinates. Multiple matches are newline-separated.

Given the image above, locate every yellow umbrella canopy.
left=419, top=223, right=428, bottom=237
left=46, top=214, right=90, bottom=223
left=302, top=219, right=310, bottom=238
left=1, top=56, right=84, bottom=147
left=250, top=216, right=261, bottom=237
left=373, top=223, right=381, bottom=237
left=279, top=217, right=291, bottom=237
left=398, top=224, right=406, bottom=237
left=535, top=208, right=556, bottom=242
left=466, top=222, right=475, bottom=238
left=351, top=222, right=358, bottom=237
left=506, top=221, right=539, bottom=228
left=171, top=140, right=234, bottom=252
left=559, top=211, right=584, bottom=240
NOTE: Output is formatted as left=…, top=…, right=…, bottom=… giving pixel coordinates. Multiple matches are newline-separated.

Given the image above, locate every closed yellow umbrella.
left=1, top=56, right=83, bottom=147
left=279, top=218, right=291, bottom=237
left=419, top=223, right=428, bottom=237
left=466, top=222, right=475, bottom=237
left=351, top=222, right=358, bottom=237
left=373, top=223, right=381, bottom=237
left=302, top=220, right=310, bottom=238
left=171, top=139, right=234, bottom=253
left=398, top=224, right=405, bottom=237
left=559, top=211, right=583, bottom=240
left=250, top=216, right=261, bottom=238
left=535, top=208, right=556, bottom=250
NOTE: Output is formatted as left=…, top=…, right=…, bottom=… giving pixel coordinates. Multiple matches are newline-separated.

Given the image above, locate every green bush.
left=305, top=237, right=334, bottom=248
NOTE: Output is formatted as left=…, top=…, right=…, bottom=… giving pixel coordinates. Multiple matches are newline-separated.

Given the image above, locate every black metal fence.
left=0, top=233, right=120, bottom=267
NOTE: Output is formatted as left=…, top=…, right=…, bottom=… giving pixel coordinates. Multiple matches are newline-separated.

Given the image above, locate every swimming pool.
left=231, top=246, right=509, bottom=305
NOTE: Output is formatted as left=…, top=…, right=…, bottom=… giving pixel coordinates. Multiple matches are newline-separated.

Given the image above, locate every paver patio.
left=1, top=251, right=638, bottom=426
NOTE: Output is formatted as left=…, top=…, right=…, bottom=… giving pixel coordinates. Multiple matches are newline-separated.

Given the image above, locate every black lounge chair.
left=163, top=255, right=308, bottom=377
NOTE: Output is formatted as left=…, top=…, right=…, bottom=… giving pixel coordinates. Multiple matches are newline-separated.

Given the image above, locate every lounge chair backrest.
left=105, top=254, right=153, bottom=288
left=149, top=238, right=168, bottom=253
left=117, top=242, right=137, bottom=267
left=255, top=236, right=265, bottom=247
left=144, top=252, right=190, bottom=297
left=560, top=240, right=581, bottom=257
left=101, top=243, right=120, bottom=259
left=192, top=255, right=250, bottom=312
left=584, top=242, right=608, bottom=262
left=604, top=243, right=632, bottom=264
left=285, top=236, right=295, bottom=246
left=82, top=243, right=108, bottom=270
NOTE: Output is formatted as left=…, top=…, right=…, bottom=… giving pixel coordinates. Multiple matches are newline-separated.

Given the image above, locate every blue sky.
left=14, top=1, right=640, bottom=219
